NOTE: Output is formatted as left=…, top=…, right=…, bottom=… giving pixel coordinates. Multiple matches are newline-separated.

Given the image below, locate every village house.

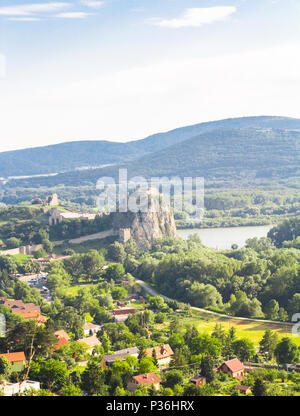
left=145, top=344, right=174, bottom=367
left=16, top=311, right=47, bottom=324
left=0, top=298, right=47, bottom=324
left=0, top=380, right=40, bottom=396
left=0, top=297, right=41, bottom=314
left=218, top=358, right=245, bottom=380
left=83, top=322, right=102, bottom=337
left=54, top=330, right=70, bottom=350
left=77, top=335, right=102, bottom=354
left=0, top=352, right=26, bottom=372
left=101, top=347, right=139, bottom=369
left=189, top=375, right=206, bottom=386
left=235, top=385, right=252, bottom=395
left=112, top=307, right=143, bottom=323
left=127, top=373, right=161, bottom=392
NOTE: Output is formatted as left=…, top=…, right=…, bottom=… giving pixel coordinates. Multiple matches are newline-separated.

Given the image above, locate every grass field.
left=53, top=236, right=117, bottom=254
left=181, top=309, right=300, bottom=346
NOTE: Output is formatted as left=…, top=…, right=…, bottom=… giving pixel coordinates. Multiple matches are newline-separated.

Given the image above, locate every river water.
left=177, top=225, right=273, bottom=250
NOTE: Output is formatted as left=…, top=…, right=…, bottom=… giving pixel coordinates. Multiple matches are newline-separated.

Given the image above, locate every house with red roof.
left=0, top=352, right=26, bottom=372
left=54, top=330, right=71, bottom=350
left=16, top=310, right=47, bottom=324
left=218, top=358, right=245, bottom=380
left=189, top=375, right=206, bottom=386
left=127, top=373, right=161, bottom=392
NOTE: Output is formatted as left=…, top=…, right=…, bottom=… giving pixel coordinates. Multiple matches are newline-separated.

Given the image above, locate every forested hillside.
left=15, top=127, right=300, bottom=187
left=1, top=115, right=300, bottom=179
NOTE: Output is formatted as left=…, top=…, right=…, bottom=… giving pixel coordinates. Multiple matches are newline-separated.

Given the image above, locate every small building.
left=83, top=322, right=102, bottom=337
left=101, top=347, right=139, bottom=369
left=0, top=380, right=40, bottom=396
left=0, top=352, right=26, bottom=372
left=54, top=330, right=71, bottom=350
left=16, top=310, right=47, bottom=325
left=145, top=344, right=174, bottom=367
left=218, top=358, right=245, bottom=381
left=235, top=385, right=252, bottom=395
left=112, top=307, right=142, bottom=323
left=189, top=375, right=206, bottom=386
left=127, top=373, right=161, bottom=392
left=77, top=335, right=102, bottom=354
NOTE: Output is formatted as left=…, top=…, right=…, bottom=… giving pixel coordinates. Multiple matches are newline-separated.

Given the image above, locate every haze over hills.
left=22, top=126, right=299, bottom=188
left=2, top=115, right=300, bottom=180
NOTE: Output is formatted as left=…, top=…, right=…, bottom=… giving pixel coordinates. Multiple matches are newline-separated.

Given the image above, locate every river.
left=177, top=225, right=273, bottom=250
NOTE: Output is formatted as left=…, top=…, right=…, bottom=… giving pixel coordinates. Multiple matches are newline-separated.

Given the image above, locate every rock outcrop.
left=112, top=189, right=177, bottom=250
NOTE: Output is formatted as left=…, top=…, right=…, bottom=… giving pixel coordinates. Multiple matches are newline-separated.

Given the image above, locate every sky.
left=0, top=0, right=300, bottom=151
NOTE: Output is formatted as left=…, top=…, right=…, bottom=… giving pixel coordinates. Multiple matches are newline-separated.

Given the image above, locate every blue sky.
left=0, top=0, right=300, bottom=151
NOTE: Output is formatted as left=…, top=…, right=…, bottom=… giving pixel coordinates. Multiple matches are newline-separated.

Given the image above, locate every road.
left=134, top=279, right=293, bottom=327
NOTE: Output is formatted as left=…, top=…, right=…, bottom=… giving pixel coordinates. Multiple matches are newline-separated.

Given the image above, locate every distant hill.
left=1, top=115, right=300, bottom=178
left=0, top=141, right=146, bottom=178
left=9, top=126, right=300, bottom=188
left=130, top=115, right=300, bottom=153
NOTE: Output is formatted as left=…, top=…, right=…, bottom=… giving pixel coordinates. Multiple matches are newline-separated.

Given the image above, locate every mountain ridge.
left=2, top=115, right=300, bottom=178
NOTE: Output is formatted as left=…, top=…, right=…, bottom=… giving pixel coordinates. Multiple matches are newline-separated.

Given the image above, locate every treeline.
left=107, top=232, right=300, bottom=321
left=49, top=214, right=113, bottom=241
left=268, top=217, right=300, bottom=247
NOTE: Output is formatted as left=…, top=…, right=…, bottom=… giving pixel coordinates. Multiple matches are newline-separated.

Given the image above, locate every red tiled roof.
left=16, top=311, right=47, bottom=323
left=0, top=351, right=26, bottom=363
left=54, top=337, right=68, bottom=350
left=223, top=358, right=244, bottom=373
left=54, top=330, right=71, bottom=341
left=133, top=373, right=161, bottom=385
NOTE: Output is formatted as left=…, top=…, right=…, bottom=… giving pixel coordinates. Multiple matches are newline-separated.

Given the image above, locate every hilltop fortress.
left=45, top=190, right=177, bottom=250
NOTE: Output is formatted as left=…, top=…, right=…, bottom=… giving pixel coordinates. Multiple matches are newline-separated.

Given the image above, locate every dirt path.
left=134, top=279, right=293, bottom=327
left=53, top=229, right=117, bottom=246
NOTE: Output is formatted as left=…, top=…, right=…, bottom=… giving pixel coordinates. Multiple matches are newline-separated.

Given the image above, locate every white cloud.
left=1, top=44, right=300, bottom=150
left=149, top=7, right=237, bottom=28
left=0, top=2, right=70, bottom=16
left=7, top=17, right=41, bottom=21
left=56, top=11, right=92, bottom=19
left=80, top=0, right=104, bottom=8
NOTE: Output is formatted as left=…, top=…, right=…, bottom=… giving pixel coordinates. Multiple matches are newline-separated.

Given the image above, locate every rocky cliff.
left=112, top=190, right=177, bottom=250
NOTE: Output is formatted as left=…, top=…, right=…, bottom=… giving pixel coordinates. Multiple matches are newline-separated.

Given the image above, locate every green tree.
left=139, top=357, right=157, bottom=374
left=253, top=378, right=267, bottom=396
left=164, top=370, right=184, bottom=388
left=104, top=263, right=125, bottom=281
left=61, top=384, right=82, bottom=396
left=200, top=355, right=216, bottom=383
left=264, top=299, right=280, bottom=320
left=232, top=338, right=256, bottom=362
left=259, top=330, right=278, bottom=359
left=0, top=356, right=11, bottom=378
left=38, top=359, right=69, bottom=392
left=100, top=330, right=111, bottom=353
left=275, top=337, right=299, bottom=364
left=81, top=361, right=107, bottom=395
